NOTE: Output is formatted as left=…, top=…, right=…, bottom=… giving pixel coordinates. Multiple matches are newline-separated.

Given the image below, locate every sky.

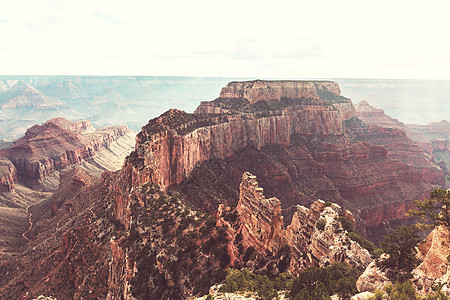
left=1, top=0, right=450, bottom=79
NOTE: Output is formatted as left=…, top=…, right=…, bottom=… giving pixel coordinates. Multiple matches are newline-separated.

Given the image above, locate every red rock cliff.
left=0, top=157, right=17, bottom=193
left=229, top=172, right=371, bottom=275
left=218, top=80, right=343, bottom=104
left=132, top=106, right=344, bottom=193
left=5, top=118, right=133, bottom=189
left=236, top=172, right=284, bottom=255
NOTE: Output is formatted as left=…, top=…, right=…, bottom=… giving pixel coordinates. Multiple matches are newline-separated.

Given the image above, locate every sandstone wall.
left=236, top=172, right=284, bottom=255
left=5, top=119, right=133, bottom=189
left=133, top=108, right=344, bottom=192
left=0, top=157, right=17, bottom=193
left=233, top=172, right=371, bottom=275
left=219, top=80, right=343, bottom=104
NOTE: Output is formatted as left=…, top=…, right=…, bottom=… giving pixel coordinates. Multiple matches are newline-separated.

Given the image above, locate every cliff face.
left=195, top=80, right=351, bottom=116
left=413, top=225, right=450, bottom=295
left=407, top=120, right=450, bottom=188
left=354, top=101, right=445, bottom=186
left=0, top=157, right=17, bottom=193
left=357, top=225, right=450, bottom=297
left=286, top=200, right=371, bottom=275
left=218, top=80, right=343, bottom=104
left=230, top=172, right=371, bottom=276
left=236, top=172, right=284, bottom=255
left=133, top=106, right=343, bottom=192
left=4, top=118, right=134, bottom=189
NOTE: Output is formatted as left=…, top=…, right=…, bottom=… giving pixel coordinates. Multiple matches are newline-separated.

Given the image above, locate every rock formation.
left=195, top=80, right=352, bottom=116
left=408, top=120, right=450, bottom=141
left=354, top=100, right=445, bottom=186
left=2, top=118, right=134, bottom=189
left=0, top=157, right=17, bottom=193
left=0, top=80, right=442, bottom=299
left=407, top=120, right=450, bottom=187
left=286, top=200, right=371, bottom=274
left=236, top=172, right=284, bottom=255
left=413, top=225, right=450, bottom=295
left=133, top=106, right=344, bottom=193
left=232, top=172, right=371, bottom=276
left=356, top=224, right=450, bottom=297
left=217, top=80, right=343, bottom=104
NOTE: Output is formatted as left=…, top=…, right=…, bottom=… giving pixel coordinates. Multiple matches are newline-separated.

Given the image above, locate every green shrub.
left=381, top=225, right=422, bottom=278
left=219, top=269, right=292, bottom=300
left=338, top=216, right=354, bottom=232
left=316, top=218, right=327, bottom=230
left=368, top=281, right=422, bottom=300
left=290, top=262, right=359, bottom=300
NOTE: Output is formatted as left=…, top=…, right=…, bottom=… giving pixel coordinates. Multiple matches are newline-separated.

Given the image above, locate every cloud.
left=0, top=0, right=449, bottom=79
left=93, top=12, right=126, bottom=26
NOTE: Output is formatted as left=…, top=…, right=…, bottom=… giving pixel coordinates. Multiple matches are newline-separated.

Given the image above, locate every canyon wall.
left=3, top=118, right=134, bottom=189
left=218, top=80, right=344, bottom=104
left=354, top=100, right=445, bottom=186
left=133, top=107, right=344, bottom=191
left=0, top=157, right=17, bottom=193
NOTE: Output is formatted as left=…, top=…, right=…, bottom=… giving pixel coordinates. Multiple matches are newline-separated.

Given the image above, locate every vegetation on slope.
left=217, top=262, right=360, bottom=300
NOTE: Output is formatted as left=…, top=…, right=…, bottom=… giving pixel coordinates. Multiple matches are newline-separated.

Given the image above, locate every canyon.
left=0, top=117, right=134, bottom=255
left=354, top=100, right=449, bottom=188
left=0, top=79, right=446, bottom=299
left=1, top=117, right=134, bottom=191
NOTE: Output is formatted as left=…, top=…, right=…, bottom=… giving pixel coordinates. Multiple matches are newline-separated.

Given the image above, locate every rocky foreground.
left=0, top=80, right=446, bottom=298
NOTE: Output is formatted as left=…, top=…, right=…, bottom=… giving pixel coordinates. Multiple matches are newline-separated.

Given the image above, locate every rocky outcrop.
left=232, top=172, right=371, bottom=276
left=0, top=157, right=17, bottom=193
left=4, top=118, right=134, bottom=189
left=356, top=225, right=450, bottom=296
left=218, top=80, right=343, bottom=104
left=286, top=200, right=371, bottom=275
left=356, top=257, right=391, bottom=293
left=236, top=172, right=284, bottom=255
left=412, top=225, right=450, bottom=295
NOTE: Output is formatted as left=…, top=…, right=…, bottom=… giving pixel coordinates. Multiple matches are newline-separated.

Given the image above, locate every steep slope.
left=0, top=81, right=65, bottom=110
left=407, top=120, right=450, bottom=187
left=3, top=118, right=135, bottom=190
left=354, top=100, right=445, bottom=186
left=0, top=80, right=440, bottom=298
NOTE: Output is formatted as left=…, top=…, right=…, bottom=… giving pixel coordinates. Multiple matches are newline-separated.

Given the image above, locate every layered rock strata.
left=236, top=172, right=284, bottom=255
left=195, top=80, right=352, bottom=116
left=133, top=106, right=344, bottom=193
left=354, top=101, right=445, bottom=186
left=0, top=157, right=17, bottom=193
left=3, top=118, right=134, bottom=189
left=219, top=80, right=342, bottom=103
left=234, top=172, right=371, bottom=275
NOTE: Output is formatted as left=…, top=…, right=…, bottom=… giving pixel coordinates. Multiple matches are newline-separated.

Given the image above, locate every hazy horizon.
left=1, top=0, right=449, bottom=80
